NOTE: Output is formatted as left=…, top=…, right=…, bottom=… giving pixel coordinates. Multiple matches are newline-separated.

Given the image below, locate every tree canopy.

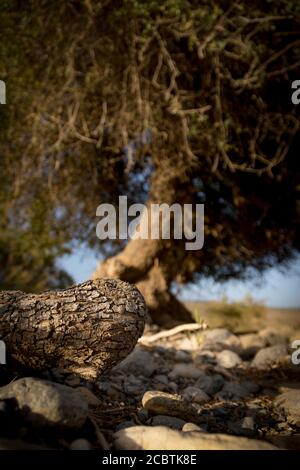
left=0, top=0, right=299, bottom=299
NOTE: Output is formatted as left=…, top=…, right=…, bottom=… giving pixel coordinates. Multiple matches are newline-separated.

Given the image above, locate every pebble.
left=251, top=344, right=288, bottom=369
left=137, top=408, right=149, bottom=423
left=182, top=386, right=210, bottom=404
left=216, top=350, right=242, bottom=369
left=174, top=350, right=192, bottom=363
left=169, top=363, right=205, bottom=380
left=153, top=374, right=169, bottom=385
left=69, top=438, right=91, bottom=450
left=202, top=329, right=241, bottom=352
left=216, top=381, right=252, bottom=400
left=182, top=423, right=206, bottom=432
left=195, top=374, right=225, bottom=395
left=274, top=390, right=300, bottom=427
left=142, top=391, right=200, bottom=422
left=204, top=328, right=233, bottom=343
left=114, top=346, right=157, bottom=377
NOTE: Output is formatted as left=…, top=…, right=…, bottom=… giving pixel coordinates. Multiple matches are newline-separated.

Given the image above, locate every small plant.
left=207, top=295, right=265, bottom=318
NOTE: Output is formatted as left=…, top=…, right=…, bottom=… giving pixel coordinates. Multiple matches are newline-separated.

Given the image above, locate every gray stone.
left=114, top=346, right=157, bottom=377
left=0, top=377, right=88, bottom=430
left=182, top=387, right=210, bottom=404
left=168, top=363, right=205, bottom=380
left=168, top=381, right=179, bottom=393
left=217, top=350, right=242, bottom=369
left=137, top=408, right=149, bottom=423
left=174, top=350, right=192, bottom=363
left=123, top=375, right=144, bottom=396
left=242, top=380, right=260, bottom=394
left=251, top=344, right=288, bottom=369
left=153, top=374, right=169, bottom=385
left=204, top=329, right=233, bottom=343
left=195, top=374, right=225, bottom=395
left=274, top=390, right=300, bottom=427
left=150, top=415, right=186, bottom=429
left=217, top=381, right=252, bottom=400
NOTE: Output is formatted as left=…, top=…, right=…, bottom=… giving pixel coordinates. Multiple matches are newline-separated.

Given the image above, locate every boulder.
left=0, top=377, right=88, bottom=430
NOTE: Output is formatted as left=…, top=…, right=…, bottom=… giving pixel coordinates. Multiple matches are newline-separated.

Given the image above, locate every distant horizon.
left=59, top=248, right=300, bottom=310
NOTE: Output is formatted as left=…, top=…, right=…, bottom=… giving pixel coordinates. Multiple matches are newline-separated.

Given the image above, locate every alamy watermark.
left=291, top=80, right=300, bottom=105
left=0, top=340, right=6, bottom=364
left=291, top=339, right=300, bottom=365
left=0, top=80, right=6, bottom=104
left=96, top=196, right=204, bottom=250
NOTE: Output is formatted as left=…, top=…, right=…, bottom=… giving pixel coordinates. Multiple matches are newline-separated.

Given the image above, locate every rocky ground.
left=0, top=325, right=299, bottom=450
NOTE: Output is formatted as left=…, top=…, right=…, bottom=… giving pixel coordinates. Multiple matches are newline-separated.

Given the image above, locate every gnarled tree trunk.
left=0, top=279, right=146, bottom=381
left=92, top=227, right=193, bottom=327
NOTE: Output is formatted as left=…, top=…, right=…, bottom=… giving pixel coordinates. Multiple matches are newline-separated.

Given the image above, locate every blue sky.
left=59, top=248, right=300, bottom=308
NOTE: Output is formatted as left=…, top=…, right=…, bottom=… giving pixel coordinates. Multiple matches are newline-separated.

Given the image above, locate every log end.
left=0, top=278, right=147, bottom=382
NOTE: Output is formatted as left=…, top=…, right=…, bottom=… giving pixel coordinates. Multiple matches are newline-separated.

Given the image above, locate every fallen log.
left=0, top=279, right=146, bottom=381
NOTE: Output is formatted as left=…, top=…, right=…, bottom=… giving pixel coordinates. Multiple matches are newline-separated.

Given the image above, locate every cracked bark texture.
left=0, top=279, right=146, bottom=381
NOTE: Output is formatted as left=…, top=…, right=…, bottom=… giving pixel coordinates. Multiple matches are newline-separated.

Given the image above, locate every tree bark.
left=93, top=240, right=194, bottom=327
left=0, top=279, right=146, bottom=381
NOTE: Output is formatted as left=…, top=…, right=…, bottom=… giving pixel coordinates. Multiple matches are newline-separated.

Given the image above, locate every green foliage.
left=207, top=295, right=265, bottom=319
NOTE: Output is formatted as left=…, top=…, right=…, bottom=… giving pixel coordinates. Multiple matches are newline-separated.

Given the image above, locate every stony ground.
left=0, top=325, right=299, bottom=450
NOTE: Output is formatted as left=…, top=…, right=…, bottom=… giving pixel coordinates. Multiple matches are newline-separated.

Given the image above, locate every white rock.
left=217, top=350, right=242, bottom=369
left=182, top=423, right=206, bottom=432
left=113, top=425, right=277, bottom=450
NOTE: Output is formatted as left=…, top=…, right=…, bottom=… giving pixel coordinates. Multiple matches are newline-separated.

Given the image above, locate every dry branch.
left=139, top=322, right=207, bottom=345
